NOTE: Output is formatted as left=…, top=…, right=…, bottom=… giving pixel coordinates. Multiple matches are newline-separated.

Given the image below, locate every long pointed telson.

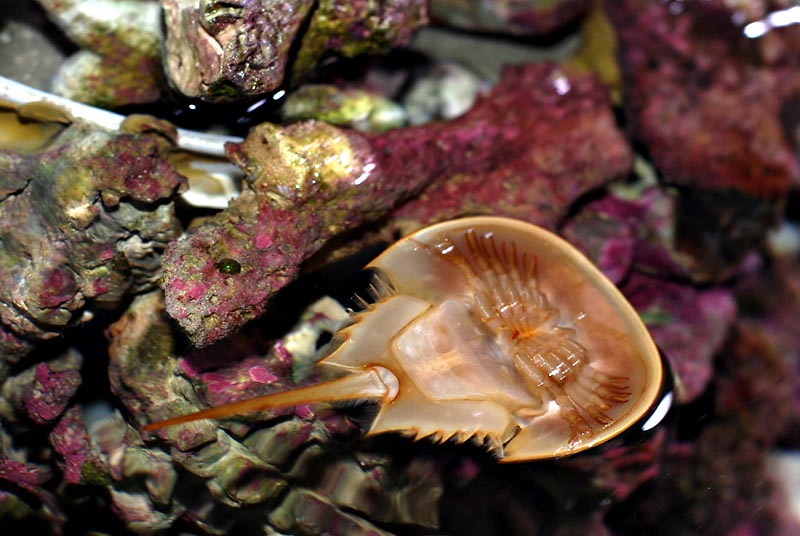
left=145, top=217, right=663, bottom=462
left=143, top=367, right=398, bottom=431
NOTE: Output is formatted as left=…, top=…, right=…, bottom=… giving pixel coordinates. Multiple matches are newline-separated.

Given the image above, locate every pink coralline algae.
left=162, top=63, right=632, bottom=346
left=385, top=67, right=631, bottom=231
left=19, top=360, right=81, bottom=424
left=0, top=117, right=185, bottom=355
left=4, top=1, right=800, bottom=532
left=607, top=0, right=800, bottom=278
left=610, top=322, right=797, bottom=535
left=562, top=188, right=697, bottom=282
left=0, top=458, right=51, bottom=492
left=736, top=257, right=800, bottom=445
left=622, top=272, right=736, bottom=402
left=608, top=0, right=800, bottom=197
left=48, top=406, right=109, bottom=485
left=162, top=0, right=428, bottom=101
left=37, top=0, right=162, bottom=107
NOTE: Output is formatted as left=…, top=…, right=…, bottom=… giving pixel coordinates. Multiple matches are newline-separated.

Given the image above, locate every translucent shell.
left=146, top=217, right=663, bottom=462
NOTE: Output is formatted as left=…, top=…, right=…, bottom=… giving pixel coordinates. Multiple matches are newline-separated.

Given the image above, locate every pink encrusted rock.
left=0, top=326, right=32, bottom=380
left=607, top=0, right=800, bottom=278
left=385, top=65, right=632, bottom=231
left=0, top=458, right=51, bottom=491
left=612, top=322, right=796, bottom=534
left=162, top=63, right=632, bottom=346
left=37, top=0, right=162, bottom=107
left=48, top=406, right=109, bottom=485
left=22, top=362, right=82, bottom=425
left=608, top=0, right=799, bottom=197
left=622, top=272, right=736, bottom=403
left=735, top=257, right=800, bottom=446
left=562, top=187, right=700, bottom=282
left=563, top=186, right=738, bottom=402
left=2, top=350, right=82, bottom=425
left=0, top=118, right=185, bottom=350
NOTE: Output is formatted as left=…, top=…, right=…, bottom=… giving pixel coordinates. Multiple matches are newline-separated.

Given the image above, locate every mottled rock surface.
left=608, top=0, right=800, bottom=279
left=162, top=0, right=427, bottom=101
left=37, top=0, right=162, bottom=106
left=103, top=291, right=442, bottom=534
left=0, top=116, right=185, bottom=354
left=162, top=63, right=632, bottom=346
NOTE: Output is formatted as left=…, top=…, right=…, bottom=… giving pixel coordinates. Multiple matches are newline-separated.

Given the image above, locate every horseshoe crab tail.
left=143, top=367, right=398, bottom=431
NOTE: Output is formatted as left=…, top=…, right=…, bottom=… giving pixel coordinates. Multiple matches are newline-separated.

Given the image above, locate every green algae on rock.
left=37, top=0, right=163, bottom=107
left=162, top=0, right=427, bottom=102
left=281, top=84, right=407, bottom=132
left=289, top=0, right=429, bottom=85
left=105, top=291, right=442, bottom=533
left=0, top=112, right=185, bottom=353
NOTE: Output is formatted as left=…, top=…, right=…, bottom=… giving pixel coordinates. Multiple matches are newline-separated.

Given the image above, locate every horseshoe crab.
left=146, top=217, right=664, bottom=461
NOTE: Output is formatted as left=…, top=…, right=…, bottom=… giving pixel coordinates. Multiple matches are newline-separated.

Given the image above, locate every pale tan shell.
left=146, top=216, right=663, bottom=462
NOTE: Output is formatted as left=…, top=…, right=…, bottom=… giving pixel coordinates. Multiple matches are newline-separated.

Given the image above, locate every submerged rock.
left=607, top=0, right=800, bottom=280
left=289, top=0, right=428, bottom=84
left=0, top=113, right=185, bottom=355
left=104, top=291, right=443, bottom=534
left=563, top=186, right=738, bottom=402
left=1, top=350, right=83, bottom=425
left=162, top=0, right=428, bottom=102
left=430, top=0, right=591, bottom=36
left=163, top=63, right=632, bottom=347
left=281, top=84, right=407, bottom=132
left=37, top=0, right=163, bottom=107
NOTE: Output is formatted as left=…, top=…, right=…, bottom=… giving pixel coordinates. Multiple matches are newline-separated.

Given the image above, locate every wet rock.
left=0, top=116, right=185, bottom=355
left=290, top=0, right=428, bottom=84
left=163, top=0, right=427, bottom=102
left=281, top=84, right=407, bottom=132
left=562, top=187, right=697, bottom=282
left=607, top=0, right=800, bottom=280
left=386, top=64, right=631, bottom=232
left=607, top=322, right=797, bottom=534
left=162, top=0, right=314, bottom=101
left=622, top=272, right=736, bottom=403
left=104, top=290, right=445, bottom=533
left=51, top=49, right=162, bottom=109
left=1, top=350, right=82, bottom=424
left=0, top=453, right=51, bottom=492
left=563, top=184, right=738, bottom=402
left=37, top=0, right=162, bottom=106
left=402, top=61, right=483, bottom=125
left=108, top=291, right=218, bottom=451
left=48, top=406, right=110, bottom=486
left=735, top=257, right=800, bottom=447
left=430, top=0, right=591, bottom=36
left=163, top=63, right=631, bottom=346
left=0, top=425, right=58, bottom=529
